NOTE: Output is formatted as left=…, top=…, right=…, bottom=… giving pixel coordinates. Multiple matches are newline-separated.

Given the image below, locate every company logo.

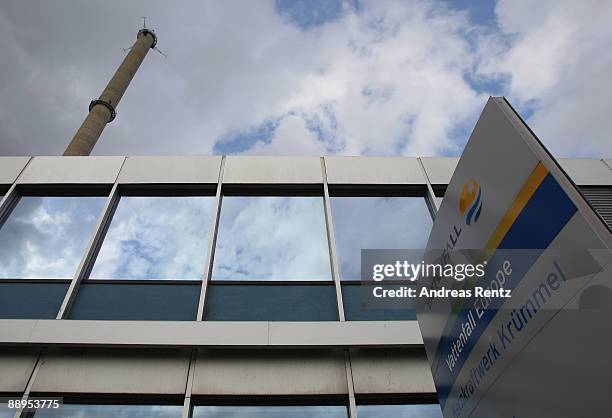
left=460, top=180, right=482, bottom=226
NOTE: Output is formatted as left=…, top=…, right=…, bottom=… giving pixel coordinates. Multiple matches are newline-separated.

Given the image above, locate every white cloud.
left=486, top=0, right=612, bottom=157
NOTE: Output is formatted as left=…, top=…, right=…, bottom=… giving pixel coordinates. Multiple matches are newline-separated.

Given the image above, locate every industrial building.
left=0, top=154, right=610, bottom=418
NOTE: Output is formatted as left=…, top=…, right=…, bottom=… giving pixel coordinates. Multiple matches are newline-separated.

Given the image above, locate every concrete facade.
left=0, top=155, right=610, bottom=417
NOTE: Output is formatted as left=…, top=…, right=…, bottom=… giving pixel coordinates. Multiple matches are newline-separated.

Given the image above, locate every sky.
left=0, top=0, right=610, bottom=158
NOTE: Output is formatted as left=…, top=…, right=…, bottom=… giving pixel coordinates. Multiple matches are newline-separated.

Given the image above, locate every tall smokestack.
left=63, top=28, right=157, bottom=156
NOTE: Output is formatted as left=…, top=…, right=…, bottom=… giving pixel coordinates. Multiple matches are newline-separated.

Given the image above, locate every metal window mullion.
left=56, top=182, right=121, bottom=319
left=181, top=348, right=197, bottom=418
left=344, top=349, right=358, bottom=418
left=0, top=183, right=19, bottom=227
left=0, top=157, right=32, bottom=227
left=321, top=158, right=357, bottom=418
left=12, top=347, right=45, bottom=418
left=320, top=157, right=345, bottom=322
left=197, top=156, right=226, bottom=321
left=417, top=157, right=439, bottom=219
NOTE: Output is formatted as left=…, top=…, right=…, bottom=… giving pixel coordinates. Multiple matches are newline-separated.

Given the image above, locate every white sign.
left=417, top=97, right=612, bottom=417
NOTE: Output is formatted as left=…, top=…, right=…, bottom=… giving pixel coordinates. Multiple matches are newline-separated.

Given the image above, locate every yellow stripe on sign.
left=485, top=162, right=549, bottom=251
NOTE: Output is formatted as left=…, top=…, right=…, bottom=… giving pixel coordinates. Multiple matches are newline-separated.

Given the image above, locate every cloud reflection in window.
left=90, top=196, right=215, bottom=280
left=212, top=196, right=332, bottom=280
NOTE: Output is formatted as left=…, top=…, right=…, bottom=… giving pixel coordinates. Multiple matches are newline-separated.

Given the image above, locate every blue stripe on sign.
left=434, top=174, right=577, bottom=408
left=466, top=188, right=482, bottom=226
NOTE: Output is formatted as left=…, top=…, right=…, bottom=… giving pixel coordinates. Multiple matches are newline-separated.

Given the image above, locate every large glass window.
left=90, top=196, right=215, bottom=280
left=0, top=196, right=105, bottom=279
left=206, top=194, right=335, bottom=321
left=331, top=196, right=431, bottom=321
left=357, top=404, right=443, bottom=418
left=330, top=196, right=433, bottom=280
left=32, top=404, right=183, bottom=417
left=212, top=196, right=332, bottom=280
left=192, top=405, right=348, bottom=418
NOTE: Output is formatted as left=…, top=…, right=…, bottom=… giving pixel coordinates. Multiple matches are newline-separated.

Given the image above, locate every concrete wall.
left=31, top=348, right=191, bottom=394
left=3, top=155, right=611, bottom=187
left=193, top=349, right=348, bottom=395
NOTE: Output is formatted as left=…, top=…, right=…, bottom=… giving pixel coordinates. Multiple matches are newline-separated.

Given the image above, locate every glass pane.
left=33, top=404, right=183, bottom=417
left=357, top=404, right=443, bottom=418
left=205, top=283, right=338, bottom=321
left=330, top=197, right=433, bottom=279
left=341, top=283, right=416, bottom=321
left=0, top=196, right=105, bottom=279
left=0, top=403, right=12, bottom=418
left=69, top=282, right=201, bottom=320
left=212, top=196, right=332, bottom=280
left=192, top=405, right=348, bottom=418
left=0, top=282, right=69, bottom=319
left=90, top=196, right=215, bottom=280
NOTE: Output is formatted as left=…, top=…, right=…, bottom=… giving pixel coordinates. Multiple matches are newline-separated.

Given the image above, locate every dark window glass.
left=212, top=196, right=331, bottom=280
left=205, top=283, right=338, bottom=321
left=357, top=404, right=443, bottom=418
left=0, top=196, right=105, bottom=279
left=342, top=283, right=416, bottom=321
left=90, top=196, right=215, bottom=280
left=330, top=197, right=433, bottom=280
left=32, top=404, right=183, bottom=417
left=192, top=406, right=348, bottom=418
left=0, top=282, right=69, bottom=319
left=69, top=282, right=201, bottom=321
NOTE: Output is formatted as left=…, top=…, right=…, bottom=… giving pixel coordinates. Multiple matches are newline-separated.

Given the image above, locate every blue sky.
left=0, top=0, right=610, bottom=158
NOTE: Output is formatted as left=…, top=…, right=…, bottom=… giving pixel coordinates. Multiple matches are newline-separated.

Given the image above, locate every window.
left=0, top=195, right=105, bottom=319
left=330, top=196, right=433, bottom=280
left=0, top=196, right=105, bottom=279
left=32, top=404, right=183, bottom=417
left=206, top=194, right=336, bottom=321
left=212, top=196, right=332, bottom=280
left=331, top=196, right=431, bottom=321
left=192, top=405, right=348, bottom=418
left=357, top=404, right=443, bottom=418
left=90, top=196, right=215, bottom=280
left=69, top=193, right=215, bottom=321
